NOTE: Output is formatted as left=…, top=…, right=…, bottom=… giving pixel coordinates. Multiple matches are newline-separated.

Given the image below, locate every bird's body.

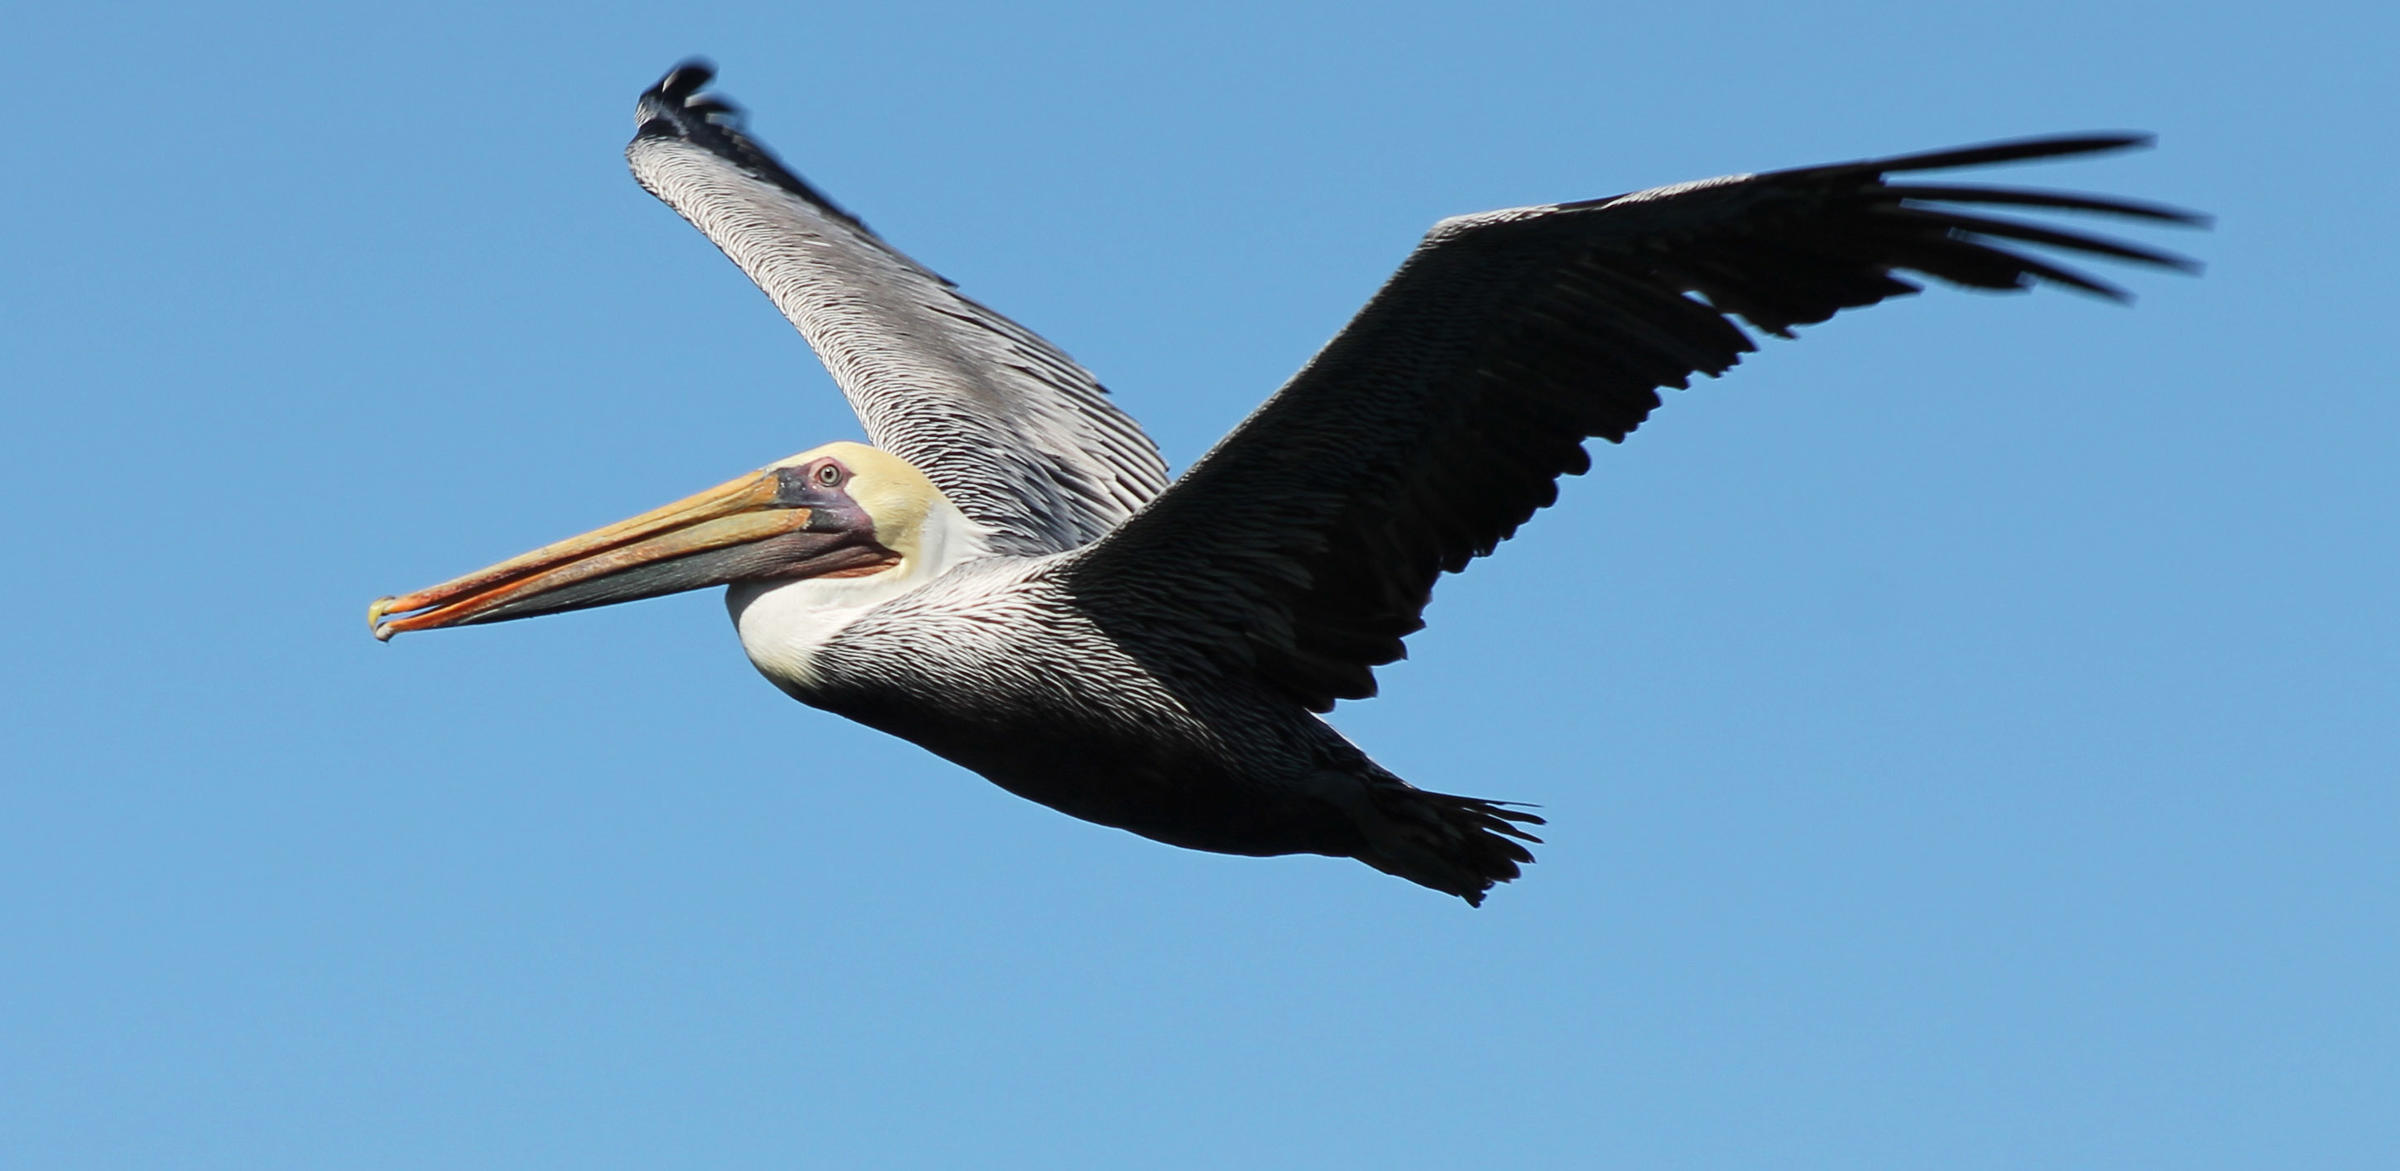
left=776, top=560, right=1383, bottom=863
left=371, top=62, right=2197, bottom=904
left=709, top=447, right=1541, bottom=897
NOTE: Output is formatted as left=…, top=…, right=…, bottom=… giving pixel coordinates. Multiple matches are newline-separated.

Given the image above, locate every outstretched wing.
left=626, top=62, right=1168, bottom=556
left=1060, top=135, right=2202, bottom=711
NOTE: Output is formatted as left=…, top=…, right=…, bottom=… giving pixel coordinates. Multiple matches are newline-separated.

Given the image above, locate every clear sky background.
left=2, top=3, right=2391, bottom=1168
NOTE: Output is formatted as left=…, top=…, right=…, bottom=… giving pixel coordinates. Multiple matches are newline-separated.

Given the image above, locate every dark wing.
left=626, top=62, right=1168, bottom=556
left=1060, top=135, right=2202, bottom=711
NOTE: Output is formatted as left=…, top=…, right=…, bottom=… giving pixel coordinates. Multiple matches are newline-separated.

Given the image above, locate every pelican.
left=370, top=62, right=2198, bottom=904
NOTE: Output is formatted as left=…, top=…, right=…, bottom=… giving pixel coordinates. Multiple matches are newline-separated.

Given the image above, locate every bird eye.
left=815, top=462, right=844, bottom=487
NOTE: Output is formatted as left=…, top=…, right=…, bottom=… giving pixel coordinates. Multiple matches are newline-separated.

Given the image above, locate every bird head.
left=368, top=441, right=976, bottom=640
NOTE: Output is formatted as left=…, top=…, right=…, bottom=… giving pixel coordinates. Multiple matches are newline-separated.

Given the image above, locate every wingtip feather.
left=654, top=59, right=716, bottom=101
left=1866, top=132, right=2157, bottom=174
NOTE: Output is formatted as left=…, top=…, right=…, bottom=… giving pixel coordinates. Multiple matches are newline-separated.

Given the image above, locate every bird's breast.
left=725, top=572, right=913, bottom=693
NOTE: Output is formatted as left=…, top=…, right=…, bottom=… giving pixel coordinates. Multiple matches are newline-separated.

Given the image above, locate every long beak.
left=369, top=468, right=866, bottom=640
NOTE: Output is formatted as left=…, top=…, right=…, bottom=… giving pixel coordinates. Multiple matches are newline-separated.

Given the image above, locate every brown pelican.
left=369, top=62, right=2198, bottom=904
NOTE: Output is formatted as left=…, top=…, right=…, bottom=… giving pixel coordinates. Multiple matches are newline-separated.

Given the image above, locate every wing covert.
left=626, top=62, right=1168, bottom=555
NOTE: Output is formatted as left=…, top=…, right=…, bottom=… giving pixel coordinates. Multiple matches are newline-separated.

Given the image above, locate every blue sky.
left=3, top=2, right=2392, bottom=1168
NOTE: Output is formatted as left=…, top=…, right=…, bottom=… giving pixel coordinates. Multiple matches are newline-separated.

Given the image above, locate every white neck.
left=724, top=495, right=990, bottom=693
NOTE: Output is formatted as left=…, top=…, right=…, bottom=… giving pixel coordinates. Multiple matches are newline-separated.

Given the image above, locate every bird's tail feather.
left=1355, top=784, right=1544, bottom=906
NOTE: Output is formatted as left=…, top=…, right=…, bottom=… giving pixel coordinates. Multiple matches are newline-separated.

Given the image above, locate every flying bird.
left=370, top=61, right=2199, bottom=904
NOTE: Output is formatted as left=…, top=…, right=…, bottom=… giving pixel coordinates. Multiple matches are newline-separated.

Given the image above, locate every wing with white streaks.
left=626, top=62, right=1167, bottom=555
